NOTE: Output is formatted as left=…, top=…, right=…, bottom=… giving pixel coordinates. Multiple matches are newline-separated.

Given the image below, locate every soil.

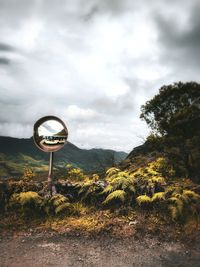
left=0, top=231, right=200, bottom=267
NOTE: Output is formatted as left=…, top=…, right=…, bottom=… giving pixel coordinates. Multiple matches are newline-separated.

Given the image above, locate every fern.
left=106, top=167, right=120, bottom=178
left=51, top=194, right=69, bottom=207
left=151, top=192, right=165, bottom=202
left=110, top=176, right=127, bottom=189
left=69, top=203, right=87, bottom=216
left=102, top=184, right=114, bottom=194
left=172, top=192, right=189, bottom=205
left=182, top=190, right=200, bottom=203
left=55, top=202, right=70, bottom=215
left=103, top=190, right=126, bottom=205
left=9, top=191, right=43, bottom=216
left=136, top=195, right=151, bottom=206
left=168, top=197, right=184, bottom=220
left=150, top=176, right=165, bottom=184
left=45, top=194, right=70, bottom=216
left=168, top=205, right=179, bottom=220
left=9, top=191, right=43, bottom=207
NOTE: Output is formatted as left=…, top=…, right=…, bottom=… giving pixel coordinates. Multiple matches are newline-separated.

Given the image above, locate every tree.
left=140, top=82, right=200, bottom=137
left=140, top=82, right=200, bottom=181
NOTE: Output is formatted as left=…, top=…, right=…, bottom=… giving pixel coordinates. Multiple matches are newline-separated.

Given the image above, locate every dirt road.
left=0, top=231, right=200, bottom=267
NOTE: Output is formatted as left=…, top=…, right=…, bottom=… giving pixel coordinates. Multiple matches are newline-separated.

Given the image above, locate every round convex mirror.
left=33, top=116, right=68, bottom=152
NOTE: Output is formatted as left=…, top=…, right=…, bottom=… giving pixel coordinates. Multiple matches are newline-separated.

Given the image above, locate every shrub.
left=168, top=197, right=184, bottom=221
left=46, top=194, right=70, bottom=216
left=151, top=192, right=166, bottom=202
left=167, top=190, right=200, bottom=221
left=66, top=165, right=88, bottom=182
left=21, top=168, right=35, bottom=182
left=106, top=167, right=120, bottom=178
left=78, top=180, right=104, bottom=205
left=136, top=195, right=151, bottom=208
left=103, top=190, right=126, bottom=206
left=9, top=191, right=43, bottom=217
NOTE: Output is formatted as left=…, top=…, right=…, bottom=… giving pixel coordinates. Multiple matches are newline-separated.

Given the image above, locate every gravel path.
left=0, top=232, right=200, bottom=267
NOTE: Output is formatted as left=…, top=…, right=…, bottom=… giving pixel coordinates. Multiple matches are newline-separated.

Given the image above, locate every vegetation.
left=140, top=81, right=200, bottom=181
left=0, top=81, right=200, bottom=235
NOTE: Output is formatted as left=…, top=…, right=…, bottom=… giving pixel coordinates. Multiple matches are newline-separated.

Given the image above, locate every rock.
left=129, top=220, right=138, bottom=226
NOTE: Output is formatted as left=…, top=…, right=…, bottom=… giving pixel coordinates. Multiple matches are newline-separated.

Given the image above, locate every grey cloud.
left=0, top=58, right=10, bottom=65
left=90, top=81, right=141, bottom=116
left=91, top=93, right=133, bottom=114
left=0, top=43, right=15, bottom=52
left=155, top=2, right=200, bottom=69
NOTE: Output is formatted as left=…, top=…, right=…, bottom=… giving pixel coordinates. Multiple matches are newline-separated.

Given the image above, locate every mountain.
left=0, top=136, right=127, bottom=178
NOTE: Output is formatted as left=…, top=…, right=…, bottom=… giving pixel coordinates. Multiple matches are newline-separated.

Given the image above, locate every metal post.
left=48, top=152, right=56, bottom=196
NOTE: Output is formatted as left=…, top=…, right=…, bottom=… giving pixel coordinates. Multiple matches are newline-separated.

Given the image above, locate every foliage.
left=167, top=189, right=200, bottom=221
left=105, top=167, right=120, bottom=178
left=21, top=168, right=35, bottom=182
left=140, top=81, right=200, bottom=137
left=140, top=82, right=200, bottom=180
left=65, top=165, right=88, bottom=182
left=136, top=195, right=151, bottom=207
left=46, top=194, right=70, bottom=216
left=69, top=202, right=88, bottom=216
left=136, top=192, right=166, bottom=208
left=103, top=190, right=126, bottom=206
left=9, top=191, right=43, bottom=217
left=102, top=158, right=168, bottom=209
left=78, top=179, right=104, bottom=205
left=151, top=192, right=166, bottom=202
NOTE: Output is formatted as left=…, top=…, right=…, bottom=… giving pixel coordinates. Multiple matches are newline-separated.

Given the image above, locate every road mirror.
left=33, top=116, right=68, bottom=152
left=33, top=116, right=68, bottom=196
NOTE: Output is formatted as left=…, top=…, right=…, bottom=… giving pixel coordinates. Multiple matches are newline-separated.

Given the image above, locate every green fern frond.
left=136, top=195, right=151, bottom=206
left=150, top=176, right=165, bottom=184
left=103, top=190, right=126, bottom=205
left=168, top=205, right=179, bottom=220
left=102, top=184, right=114, bottom=194
left=182, top=190, right=200, bottom=202
left=19, top=192, right=43, bottom=206
left=78, top=184, right=90, bottom=195
left=10, top=191, right=43, bottom=207
left=106, top=167, right=120, bottom=178
left=9, top=193, right=20, bottom=206
left=110, top=176, right=126, bottom=188
left=124, top=184, right=136, bottom=193
left=51, top=194, right=69, bottom=207
left=69, top=203, right=87, bottom=216
left=55, top=202, right=70, bottom=215
left=151, top=192, right=165, bottom=202
left=168, top=197, right=183, bottom=214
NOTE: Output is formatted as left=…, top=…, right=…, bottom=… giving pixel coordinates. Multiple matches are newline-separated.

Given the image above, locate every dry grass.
left=0, top=209, right=200, bottom=242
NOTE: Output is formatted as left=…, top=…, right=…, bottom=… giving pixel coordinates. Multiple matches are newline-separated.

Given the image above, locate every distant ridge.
left=0, top=136, right=127, bottom=177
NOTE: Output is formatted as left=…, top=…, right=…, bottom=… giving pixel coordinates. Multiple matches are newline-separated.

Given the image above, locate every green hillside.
left=0, top=136, right=127, bottom=179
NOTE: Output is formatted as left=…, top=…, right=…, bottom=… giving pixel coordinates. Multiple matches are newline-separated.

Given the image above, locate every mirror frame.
left=33, top=115, right=68, bottom=152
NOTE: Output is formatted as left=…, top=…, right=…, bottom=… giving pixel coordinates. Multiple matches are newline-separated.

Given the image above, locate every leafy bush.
left=168, top=197, right=184, bottom=220
left=9, top=191, right=43, bottom=217
left=46, top=194, right=70, bottom=216
left=21, top=168, right=35, bottom=182
left=103, top=190, right=126, bottom=206
left=78, top=179, right=104, bottom=205
left=136, top=195, right=151, bottom=207
left=151, top=192, right=166, bottom=202
left=167, top=189, right=200, bottom=221
left=65, top=165, right=88, bottom=182
left=105, top=167, right=120, bottom=178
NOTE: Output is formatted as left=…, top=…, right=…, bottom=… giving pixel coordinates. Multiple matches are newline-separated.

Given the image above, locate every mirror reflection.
left=34, top=116, right=68, bottom=152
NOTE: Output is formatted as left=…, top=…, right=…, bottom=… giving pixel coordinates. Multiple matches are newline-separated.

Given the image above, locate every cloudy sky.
left=0, top=0, right=200, bottom=152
